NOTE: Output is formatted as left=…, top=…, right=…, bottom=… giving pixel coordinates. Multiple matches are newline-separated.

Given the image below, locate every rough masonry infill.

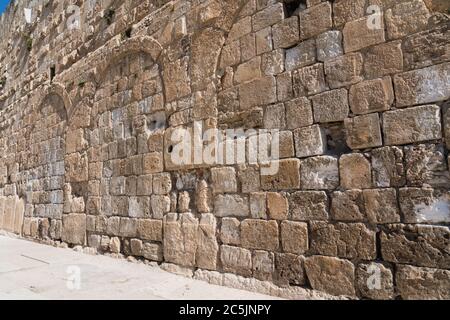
left=0, top=0, right=449, bottom=300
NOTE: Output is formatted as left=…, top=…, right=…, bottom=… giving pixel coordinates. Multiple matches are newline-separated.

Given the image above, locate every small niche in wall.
left=282, top=0, right=307, bottom=17
left=50, top=66, right=56, bottom=82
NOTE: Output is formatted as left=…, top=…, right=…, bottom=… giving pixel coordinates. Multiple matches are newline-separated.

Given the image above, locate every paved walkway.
left=0, top=235, right=276, bottom=300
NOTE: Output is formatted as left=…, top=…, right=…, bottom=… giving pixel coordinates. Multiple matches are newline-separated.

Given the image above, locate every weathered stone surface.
left=214, top=194, right=249, bottom=217
left=394, top=63, right=450, bottom=107
left=285, top=40, right=316, bottom=71
left=333, top=0, right=366, bottom=27
left=294, top=125, right=327, bottom=158
left=305, top=255, right=356, bottom=297
left=252, top=3, right=284, bottom=32
left=281, top=221, right=308, bottom=254
left=241, top=219, right=279, bottom=251
left=292, top=63, right=327, bottom=97
left=260, top=159, right=301, bottom=190
left=381, top=224, right=450, bottom=269
left=345, top=113, right=383, bottom=150
left=372, top=146, right=405, bottom=187
left=266, top=192, right=288, bottom=220
left=196, top=214, right=219, bottom=270
left=385, top=0, right=431, bottom=40
left=285, top=97, right=314, bottom=129
left=356, top=263, right=394, bottom=300
left=325, top=53, right=363, bottom=89
left=364, top=41, right=404, bottom=79
left=399, top=188, right=450, bottom=224
left=220, top=217, right=241, bottom=245
left=349, top=77, right=394, bottom=115
left=383, top=105, right=442, bottom=145
left=249, top=192, right=267, bottom=219
left=211, top=167, right=237, bottom=193
left=312, top=89, right=349, bottom=123
left=339, top=153, right=372, bottom=189
left=234, top=57, right=261, bottom=84
left=396, top=265, right=450, bottom=300
left=300, top=156, right=339, bottom=190
left=220, top=245, right=252, bottom=276
left=137, top=219, right=162, bottom=242
left=316, top=31, right=343, bottom=62
left=299, top=2, right=332, bottom=40
left=310, top=222, right=377, bottom=260
left=405, top=144, right=450, bottom=188
left=363, top=189, right=401, bottom=224
left=289, top=191, right=329, bottom=221
left=331, top=190, right=366, bottom=222
left=239, top=76, right=277, bottom=109
left=275, top=253, right=305, bottom=286
left=252, top=250, right=274, bottom=281
left=272, top=16, right=299, bottom=49
left=62, top=214, right=86, bottom=245
left=343, top=16, right=385, bottom=53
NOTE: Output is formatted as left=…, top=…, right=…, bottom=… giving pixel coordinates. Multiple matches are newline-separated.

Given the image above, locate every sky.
left=0, top=0, right=11, bottom=15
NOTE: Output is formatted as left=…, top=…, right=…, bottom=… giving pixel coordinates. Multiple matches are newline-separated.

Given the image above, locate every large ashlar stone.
left=260, top=159, right=301, bottom=190
left=383, top=105, right=442, bottom=145
left=364, top=41, right=404, bottom=79
left=305, top=255, right=356, bottom=297
left=285, top=40, right=316, bottom=71
left=211, top=167, right=237, bottom=193
left=294, top=125, right=327, bottom=158
left=324, top=53, right=363, bottom=89
left=281, top=221, right=308, bottom=254
left=196, top=214, right=219, bottom=270
left=272, top=16, right=299, bottom=49
left=372, top=146, right=405, bottom=187
left=163, top=57, right=191, bottom=103
left=399, top=188, right=450, bottom=224
left=256, top=27, right=273, bottom=55
left=214, top=194, right=249, bottom=217
left=249, top=192, right=267, bottom=219
left=252, top=250, right=274, bottom=281
left=241, top=219, right=279, bottom=251
left=65, top=153, right=88, bottom=182
left=394, top=63, right=450, bottom=107
left=137, top=219, right=162, bottom=241
left=405, top=144, right=450, bottom=188
left=234, top=57, right=261, bottom=84
left=288, top=191, right=329, bottom=221
left=385, top=0, right=431, bottom=40
left=142, top=243, right=163, bottom=262
left=316, top=30, right=343, bottom=62
left=381, top=224, right=450, bottom=269
left=266, top=192, right=288, bottom=220
left=349, top=77, right=394, bottom=115
left=363, top=189, right=401, bottom=224
left=345, top=113, right=383, bottom=149
left=292, top=63, right=327, bottom=97
left=310, top=222, right=377, bottom=260
left=238, top=165, right=260, bottom=193
left=356, top=263, right=394, bottom=300
left=239, top=76, right=277, bottom=109
left=285, top=97, right=313, bottom=129
left=62, top=214, right=86, bottom=245
left=343, top=15, right=385, bottom=53
left=299, top=2, right=332, bottom=40
left=163, top=213, right=199, bottom=267
left=66, top=129, right=88, bottom=154
left=300, top=156, right=339, bottom=190
left=220, top=245, right=252, bottom=276
left=339, top=153, right=372, bottom=189
left=403, top=23, right=450, bottom=70
left=396, top=265, right=450, bottom=300
left=252, top=3, right=284, bottom=32
left=220, top=217, right=241, bottom=245
left=331, top=190, right=366, bottom=222
left=311, top=89, right=349, bottom=123
left=275, top=253, right=305, bottom=286
left=333, top=0, right=366, bottom=26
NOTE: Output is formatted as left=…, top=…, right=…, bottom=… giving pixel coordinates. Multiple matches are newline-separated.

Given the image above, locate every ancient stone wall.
left=0, top=0, right=449, bottom=299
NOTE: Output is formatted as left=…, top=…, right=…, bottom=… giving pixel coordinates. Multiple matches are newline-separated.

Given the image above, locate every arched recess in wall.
left=19, top=83, right=71, bottom=240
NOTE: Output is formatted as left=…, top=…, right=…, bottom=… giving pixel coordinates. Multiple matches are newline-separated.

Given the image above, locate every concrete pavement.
left=0, top=235, right=277, bottom=300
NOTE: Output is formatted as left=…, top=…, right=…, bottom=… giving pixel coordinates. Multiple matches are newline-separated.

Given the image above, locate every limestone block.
left=364, top=41, right=403, bottom=79
left=260, top=159, right=301, bottom=190
left=372, top=146, right=405, bottom=187
left=316, top=30, right=343, bottom=62
left=285, top=40, right=316, bottom=71
left=266, top=192, right=288, bottom=220
left=239, top=76, right=277, bottom=109
left=339, top=153, right=372, bottom=189
left=234, top=57, right=261, bottom=84
left=252, top=250, right=274, bottom=281
left=363, top=188, right=401, bottom=224
left=385, top=0, right=431, bottom=40
left=196, top=214, right=219, bottom=270
left=383, top=105, right=442, bottom=145
left=281, top=221, right=308, bottom=254
left=324, top=53, right=364, bottom=89
left=220, top=217, right=241, bottom=245
left=241, top=219, right=279, bottom=251
left=272, top=16, right=299, bottom=49
left=275, top=253, right=305, bottom=286
left=349, top=77, right=394, bottom=115
left=293, top=125, right=327, bottom=158
left=62, top=213, right=86, bottom=245
left=137, top=219, right=162, bottom=241
left=301, top=156, right=339, bottom=190
left=292, top=63, right=327, bottom=97
left=333, top=0, right=366, bottom=26
left=356, top=263, right=394, bottom=300
left=299, top=2, right=332, bottom=40
left=343, top=15, right=385, bottom=53
left=285, top=97, right=313, bottom=129
left=311, top=89, right=349, bottom=123
left=288, top=191, right=329, bottom=221
left=345, top=113, right=383, bottom=149
left=261, top=49, right=285, bottom=75
left=142, top=242, right=163, bottom=261
left=305, top=255, right=356, bottom=297
left=255, top=27, right=273, bottom=55
left=331, top=190, right=366, bottom=222
left=249, top=192, right=267, bottom=219
left=220, top=245, right=252, bottom=276
left=214, top=194, right=249, bottom=217
left=211, top=167, right=237, bottom=193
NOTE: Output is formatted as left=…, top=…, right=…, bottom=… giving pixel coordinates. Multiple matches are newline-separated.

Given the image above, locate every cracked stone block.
left=331, top=190, right=366, bottom=222
left=252, top=250, right=274, bottom=281
left=363, top=188, right=401, bottom=224
left=220, top=217, right=241, bottom=245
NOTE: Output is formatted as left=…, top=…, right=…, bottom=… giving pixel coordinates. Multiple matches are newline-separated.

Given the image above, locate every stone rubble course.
left=0, top=0, right=449, bottom=300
